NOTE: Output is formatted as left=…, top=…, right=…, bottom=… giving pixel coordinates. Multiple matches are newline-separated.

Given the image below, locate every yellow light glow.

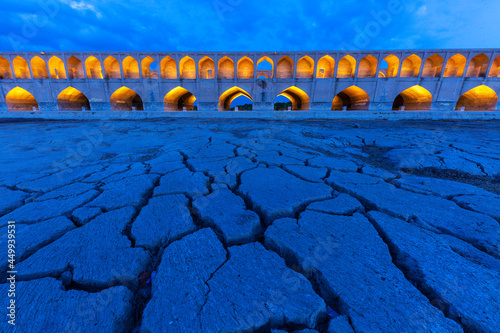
left=6, top=87, right=38, bottom=111
left=164, top=86, right=196, bottom=111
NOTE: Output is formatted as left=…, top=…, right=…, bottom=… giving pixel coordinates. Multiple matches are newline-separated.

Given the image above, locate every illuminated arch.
left=123, top=56, right=140, bottom=79
left=104, top=56, right=121, bottom=79
left=277, top=56, right=293, bottom=79
left=379, top=55, right=399, bottom=78
left=161, top=56, right=177, bottom=79
left=277, top=86, right=310, bottom=111
left=0, top=56, right=13, bottom=79
left=316, top=55, right=335, bottom=78
left=257, top=56, right=274, bottom=79
left=67, top=56, right=84, bottom=79
left=164, top=86, right=196, bottom=111
left=5, top=87, right=38, bottom=111
left=422, top=54, right=444, bottom=77
left=237, top=56, right=254, bottom=79
left=48, top=56, right=67, bottom=79
left=85, top=56, right=102, bottom=79
left=392, top=85, right=433, bottom=111
left=180, top=56, right=196, bottom=79
left=296, top=56, right=314, bottom=79
left=466, top=54, right=489, bottom=78
left=444, top=54, right=466, bottom=77
left=332, top=86, right=370, bottom=111
left=358, top=55, right=377, bottom=78
left=57, top=87, right=91, bottom=111
left=13, top=56, right=31, bottom=79
left=401, top=54, right=422, bottom=77
left=337, top=55, right=356, bottom=78
left=218, top=56, right=234, bottom=79
left=219, top=87, right=252, bottom=111
left=110, top=87, right=143, bottom=111
left=455, top=85, right=498, bottom=111
left=489, top=56, right=500, bottom=78
left=141, top=56, right=157, bottom=79
left=31, top=56, right=48, bottom=79
left=257, top=73, right=268, bottom=79
left=199, top=56, right=215, bottom=79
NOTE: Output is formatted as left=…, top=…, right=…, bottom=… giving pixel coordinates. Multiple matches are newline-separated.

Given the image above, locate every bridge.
left=1, top=49, right=500, bottom=112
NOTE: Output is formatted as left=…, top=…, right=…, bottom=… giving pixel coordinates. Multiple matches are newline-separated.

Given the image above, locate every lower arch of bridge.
left=332, top=86, right=369, bottom=111
left=164, top=87, right=196, bottom=111
left=57, top=87, right=91, bottom=111
left=110, top=87, right=143, bottom=111
left=392, top=85, right=433, bottom=111
left=277, top=86, right=310, bottom=111
left=6, top=87, right=38, bottom=111
left=219, top=87, right=252, bottom=111
left=455, top=85, right=498, bottom=111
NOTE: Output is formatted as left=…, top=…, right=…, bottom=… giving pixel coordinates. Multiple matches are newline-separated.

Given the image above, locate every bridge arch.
left=392, top=85, right=432, bottom=111
left=337, top=55, right=356, bottom=78
left=123, top=56, right=140, bottom=79
left=104, top=56, right=121, bottom=79
left=316, top=55, right=335, bottom=78
left=164, top=87, right=196, bottom=111
left=332, top=86, right=369, bottom=111
left=218, top=56, right=234, bottom=79
left=444, top=54, right=466, bottom=77
left=401, top=54, right=422, bottom=77
left=5, top=87, right=38, bottom=111
left=85, top=56, right=102, bottom=79
left=422, top=54, right=443, bottom=77
left=0, top=56, right=13, bottom=79
left=110, top=87, right=143, bottom=111
left=180, top=56, right=196, bottom=79
left=358, top=55, right=377, bottom=78
left=49, top=56, right=67, bottom=79
left=297, top=56, right=314, bottom=79
left=57, top=87, right=91, bottom=111
left=219, top=87, right=252, bottom=111
left=277, top=56, right=293, bottom=79
left=67, top=56, right=84, bottom=79
left=237, top=56, right=254, bottom=79
left=466, top=54, right=489, bottom=78
left=13, top=56, right=31, bottom=79
left=257, top=56, right=273, bottom=79
left=142, top=56, right=157, bottom=79
left=455, top=85, right=498, bottom=111
left=161, top=56, right=177, bottom=79
left=488, top=56, right=500, bottom=77
left=380, top=55, right=399, bottom=77
left=199, top=56, right=215, bottom=79
left=277, top=86, right=310, bottom=111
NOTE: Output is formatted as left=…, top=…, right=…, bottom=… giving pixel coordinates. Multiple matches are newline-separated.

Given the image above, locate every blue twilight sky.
left=1, top=0, right=500, bottom=52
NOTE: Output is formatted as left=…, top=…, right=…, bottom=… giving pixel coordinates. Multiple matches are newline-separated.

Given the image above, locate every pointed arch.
left=218, top=56, right=234, bottom=79
left=455, top=85, right=498, bottom=111
left=180, top=56, right=196, bottom=79
left=422, top=54, right=444, bottom=77
left=237, top=56, right=254, bottom=79
left=277, top=56, right=293, bottom=79
left=141, top=56, right=157, bottom=79
left=337, top=55, right=356, bottom=78
left=5, top=87, right=38, bottom=111
left=13, top=56, right=31, bottom=79
left=67, top=56, right=84, bottom=79
left=110, top=87, right=143, bottom=111
left=48, top=56, right=67, bottom=79
left=332, top=86, right=370, bottom=111
left=257, top=73, right=269, bottom=79
left=466, top=54, right=489, bottom=78
left=401, top=54, right=422, bottom=77
left=296, top=56, right=314, bottom=79
left=160, top=56, right=177, bottom=79
left=104, top=56, right=121, bottom=79
left=392, top=85, right=433, bottom=111
left=489, top=56, right=500, bottom=78
left=57, top=87, right=91, bottom=111
left=219, top=86, right=252, bottom=111
left=380, top=55, right=399, bottom=78
left=122, top=56, right=140, bottom=79
left=199, top=56, right=215, bottom=79
left=257, top=56, right=274, bottom=79
left=444, top=54, right=467, bottom=77
left=0, top=56, right=13, bottom=79
left=358, top=55, right=377, bottom=78
left=316, top=55, right=335, bottom=78
left=277, top=86, right=310, bottom=111
left=31, top=56, right=48, bottom=79
left=85, top=56, right=102, bottom=79
left=164, top=87, right=196, bottom=111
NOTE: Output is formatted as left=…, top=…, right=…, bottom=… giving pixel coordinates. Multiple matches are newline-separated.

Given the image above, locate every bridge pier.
left=89, top=102, right=111, bottom=111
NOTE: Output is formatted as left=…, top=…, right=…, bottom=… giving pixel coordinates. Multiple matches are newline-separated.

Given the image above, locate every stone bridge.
left=1, top=49, right=500, bottom=112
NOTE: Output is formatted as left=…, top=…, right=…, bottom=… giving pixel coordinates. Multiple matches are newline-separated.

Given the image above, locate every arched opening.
left=13, top=56, right=31, bottom=79
left=161, top=56, right=177, bottom=79
left=237, top=56, right=254, bottom=79
left=296, top=56, right=314, bottom=79
left=257, top=73, right=268, bottom=79
left=67, top=56, right=84, bottom=79
left=110, top=87, right=144, bottom=111
left=104, top=56, right=121, bottom=79
left=455, top=85, right=498, bottom=111
left=218, top=87, right=252, bottom=111
left=164, top=87, right=196, bottom=111
left=6, top=87, right=38, bottom=111
left=180, top=56, right=196, bottom=79
left=332, top=86, right=370, bottom=111
left=0, top=56, right=13, bottom=79
left=218, top=56, right=234, bottom=79
left=257, top=56, right=273, bottom=79
left=85, top=56, right=103, bottom=79
left=123, top=56, right=140, bottom=79
left=488, top=56, right=500, bottom=78
left=275, top=86, right=310, bottom=111
left=358, top=55, right=377, bottom=78
left=277, top=56, right=293, bottom=79
left=199, top=56, right=215, bottom=79
left=57, top=87, right=91, bottom=111
left=316, top=55, right=335, bottom=78
left=400, top=54, right=422, bottom=77
left=444, top=54, right=466, bottom=77
left=48, top=56, right=67, bottom=79
left=379, top=55, right=399, bottom=78
left=337, top=55, right=356, bottom=78
left=466, top=54, right=489, bottom=78
left=230, top=95, right=253, bottom=111
left=142, top=56, right=158, bottom=79
left=422, top=54, right=444, bottom=77
left=392, top=85, right=433, bottom=111
left=31, top=56, right=49, bottom=79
